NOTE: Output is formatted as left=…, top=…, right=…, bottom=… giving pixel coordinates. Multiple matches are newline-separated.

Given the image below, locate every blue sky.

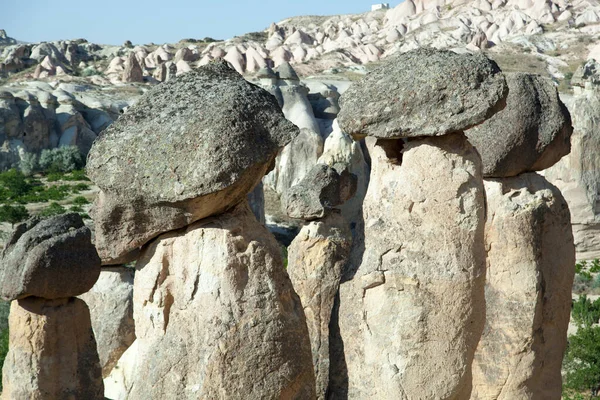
left=2, top=1, right=400, bottom=45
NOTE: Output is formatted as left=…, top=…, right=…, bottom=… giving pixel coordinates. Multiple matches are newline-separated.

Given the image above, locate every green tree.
left=0, top=204, right=29, bottom=225
left=0, top=169, right=32, bottom=198
left=564, top=325, right=600, bottom=398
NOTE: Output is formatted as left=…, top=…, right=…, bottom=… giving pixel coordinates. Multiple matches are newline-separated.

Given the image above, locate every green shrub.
left=46, top=172, right=65, bottom=182
left=39, top=202, right=66, bottom=217
left=72, top=183, right=90, bottom=192
left=576, top=259, right=600, bottom=281
left=70, top=205, right=84, bottom=213
left=19, top=152, right=39, bottom=176
left=65, top=170, right=89, bottom=181
left=39, top=147, right=84, bottom=174
left=573, top=295, right=600, bottom=328
left=81, top=67, right=102, bottom=77
left=0, top=326, right=8, bottom=390
left=0, top=204, right=29, bottom=224
left=71, top=196, right=90, bottom=205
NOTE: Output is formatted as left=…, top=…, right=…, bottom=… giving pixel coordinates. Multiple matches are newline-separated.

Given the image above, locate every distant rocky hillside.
left=0, top=0, right=599, bottom=173
left=2, top=0, right=600, bottom=83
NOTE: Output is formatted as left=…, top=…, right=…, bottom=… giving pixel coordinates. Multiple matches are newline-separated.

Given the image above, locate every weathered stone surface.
left=260, top=62, right=325, bottom=197
left=471, top=173, right=575, bottom=399
left=79, top=266, right=135, bottom=378
left=103, top=339, right=139, bottom=400
left=247, top=181, right=266, bottom=224
left=571, top=59, right=600, bottom=88
left=87, top=61, right=298, bottom=264
left=282, top=163, right=357, bottom=220
left=288, top=212, right=352, bottom=399
left=336, top=133, right=486, bottom=399
left=337, top=48, right=508, bottom=139
left=0, top=213, right=101, bottom=300
left=122, top=52, right=144, bottom=83
left=545, top=90, right=600, bottom=260
left=316, top=119, right=370, bottom=227
left=264, top=127, right=324, bottom=197
left=465, top=73, right=572, bottom=177
left=125, top=203, right=315, bottom=399
left=1, top=297, right=104, bottom=400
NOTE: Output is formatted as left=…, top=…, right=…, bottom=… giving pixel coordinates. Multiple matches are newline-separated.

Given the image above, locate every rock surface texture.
left=125, top=203, right=315, bottom=399
left=545, top=88, right=600, bottom=260
left=337, top=48, right=508, bottom=139
left=87, top=61, right=298, bottom=264
left=1, top=297, right=104, bottom=400
left=465, top=73, right=572, bottom=178
left=282, top=163, right=357, bottom=220
left=336, top=134, right=486, bottom=399
left=0, top=213, right=101, bottom=300
left=79, top=266, right=135, bottom=378
left=287, top=212, right=352, bottom=399
left=471, top=173, right=575, bottom=399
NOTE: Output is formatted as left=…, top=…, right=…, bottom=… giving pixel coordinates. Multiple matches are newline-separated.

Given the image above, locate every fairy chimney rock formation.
left=333, top=48, right=508, bottom=398
left=87, top=61, right=299, bottom=264
left=92, top=61, right=316, bottom=398
left=282, top=163, right=357, bottom=220
left=0, top=213, right=100, bottom=300
left=0, top=213, right=104, bottom=399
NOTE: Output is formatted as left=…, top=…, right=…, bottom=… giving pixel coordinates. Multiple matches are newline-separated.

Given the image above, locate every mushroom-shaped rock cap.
left=275, top=62, right=300, bottom=81
left=338, top=48, right=508, bottom=139
left=465, top=73, right=572, bottom=178
left=87, top=60, right=299, bottom=264
left=0, top=213, right=101, bottom=301
left=282, top=164, right=357, bottom=221
left=37, top=91, right=58, bottom=105
left=256, top=66, right=277, bottom=80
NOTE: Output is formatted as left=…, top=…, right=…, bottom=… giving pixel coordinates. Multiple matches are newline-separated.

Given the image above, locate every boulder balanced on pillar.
left=334, top=48, right=508, bottom=399
left=0, top=213, right=104, bottom=400
left=88, top=61, right=316, bottom=399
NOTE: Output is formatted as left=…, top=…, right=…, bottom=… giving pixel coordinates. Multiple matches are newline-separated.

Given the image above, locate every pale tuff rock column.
left=471, top=174, right=575, bottom=400
left=3, top=297, right=103, bottom=400
left=0, top=213, right=103, bottom=399
left=334, top=48, right=509, bottom=399
left=283, top=163, right=356, bottom=399
left=79, top=266, right=135, bottom=378
left=338, top=134, right=487, bottom=399
left=260, top=62, right=325, bottom=197
left=128, top=203, right=315, bottom=399
left=465, top=73, right=574, bottom=399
